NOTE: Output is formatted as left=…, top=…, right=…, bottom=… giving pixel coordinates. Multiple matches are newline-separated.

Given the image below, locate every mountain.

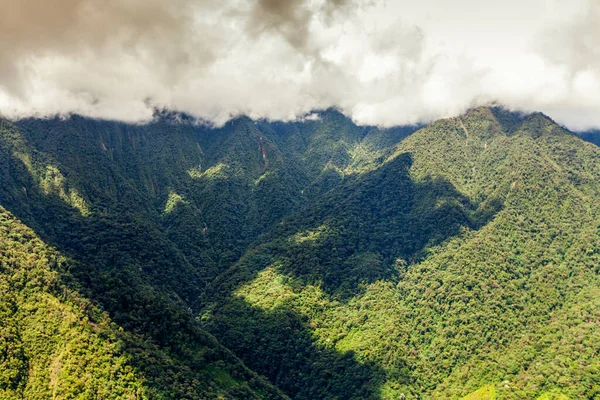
left=0, top=109, right=414, bottom=399
left=579, top=130, right=600, bottom=147
left=0, top=115, right=292, bottom=399
left=200, top=107, right=600, bottom=399
left=0, top=106, right=599, bottom=399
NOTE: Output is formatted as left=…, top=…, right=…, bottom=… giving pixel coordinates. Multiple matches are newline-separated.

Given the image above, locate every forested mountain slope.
left=0, top=106, right=599, bottom=399
left=0, top=110, right=412, bottom=398
left=0, top=205, right=286, bottom=399
left=201, top=107, right=600, bottom=399
left=10, top=110, right=413, bottom=287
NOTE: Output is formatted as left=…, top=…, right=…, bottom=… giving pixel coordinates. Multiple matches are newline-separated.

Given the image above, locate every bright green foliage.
left=461, top=385, right=496, bottom=400
left=536, top=391, right=570, bottom=400
left=0, top=207, right=145, bottom=399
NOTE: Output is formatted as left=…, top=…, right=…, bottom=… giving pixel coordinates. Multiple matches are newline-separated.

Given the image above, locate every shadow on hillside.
left=0, top=115, right=503, bottom=399
left=233, top=152, right=503, bottom=299
left=199, top=152, right=505, bottom=398
left=204, top=295, right=395, bottom=399
left=0, top=131, right=287, bottom=397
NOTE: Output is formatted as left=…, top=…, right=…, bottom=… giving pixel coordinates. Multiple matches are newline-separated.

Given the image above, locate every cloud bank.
left=0, top=0, right=598, bottom=130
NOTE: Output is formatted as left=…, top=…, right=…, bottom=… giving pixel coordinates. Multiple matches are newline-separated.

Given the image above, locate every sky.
left=0, top=0, right=599, bottom=130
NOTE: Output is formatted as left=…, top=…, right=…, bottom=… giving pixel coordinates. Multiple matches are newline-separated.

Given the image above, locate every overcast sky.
left=0, top=0, right=598, bottom=130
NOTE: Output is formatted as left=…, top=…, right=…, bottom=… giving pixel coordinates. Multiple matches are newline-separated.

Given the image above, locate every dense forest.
left=0, top=107, right=598, bottom=399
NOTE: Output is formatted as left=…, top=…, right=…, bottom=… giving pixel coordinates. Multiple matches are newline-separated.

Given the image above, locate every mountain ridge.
left=200, top=106, right=600, bottom=399
left=0, top=106, right=599, bottom=399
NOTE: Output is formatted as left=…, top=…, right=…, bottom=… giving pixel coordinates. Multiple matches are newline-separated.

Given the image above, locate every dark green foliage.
left=1, top=106, right=599, bottom=400
left=0, top=117, right=288, bottom=399
left=0, top=109, right=411, bottom=399
left=201, top=108, right=600, bottom=399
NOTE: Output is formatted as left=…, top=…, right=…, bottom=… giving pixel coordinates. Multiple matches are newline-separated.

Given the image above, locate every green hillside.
left=0, top=110, right=412, bottom=398
left=0, top=107, right=599, bottom=399
left=0, top=116, right=294, bottom=399
left=0, top=205, right=286, bottom=399
left=200, top=108, right=600, bottom=399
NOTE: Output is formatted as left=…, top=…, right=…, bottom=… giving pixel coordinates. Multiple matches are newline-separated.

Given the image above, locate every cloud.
left=0, top=0, right=599, bottom=129
left=538, top=0, right=600, bottom=72
left=531, top=0, right=600, bottom=130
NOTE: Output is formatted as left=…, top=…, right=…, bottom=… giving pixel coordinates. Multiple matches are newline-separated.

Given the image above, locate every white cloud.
left=0, top=0, right=599, bottom=129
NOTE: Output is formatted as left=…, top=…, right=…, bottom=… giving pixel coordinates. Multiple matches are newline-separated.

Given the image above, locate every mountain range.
left=0, top=106, right=599, bottom=399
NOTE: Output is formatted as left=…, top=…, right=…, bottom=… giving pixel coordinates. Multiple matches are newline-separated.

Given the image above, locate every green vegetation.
left=201, top=108, right=600, bottom=399
left=536, top=391, right=570, bottom=400
left=0, top=205, right=286, bottom=399
left=0, top=116, right=289, bottom=399
left=0, top=206, right=144, bottom=399
left=461, top=385, right=496, bottom=400
left=1, top=107, right=599, bottom=399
